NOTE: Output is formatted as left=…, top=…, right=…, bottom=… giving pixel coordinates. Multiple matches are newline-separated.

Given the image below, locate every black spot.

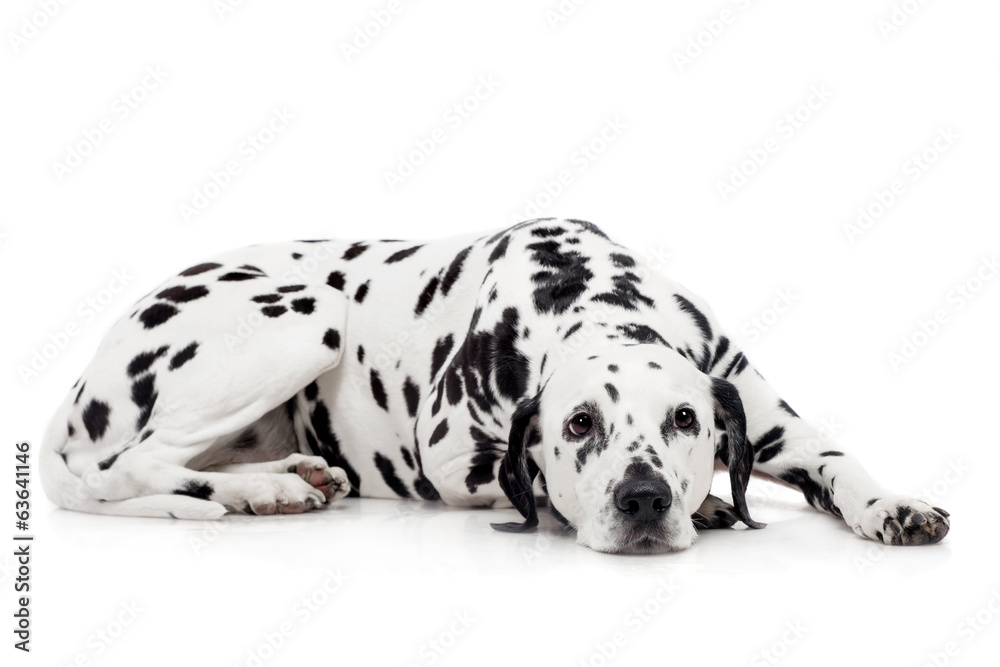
left=140, top=430, right=153, bottom=442
left=74, top=382, right=86, bottom=404
left=610, top=253, right=635, bottom=268
left=709, top=337, right=731, bottom=371
left=605, top=383, right=619, bottom=403
left=97, top=451, right=120, bottom=471
left=81, top=400, right=111, bottom=441
left=238, top=264, right=264, bottom=273
left=752, top=426, right=785, bottom=455
left=563, top=322, right=583, bottom=340
left=67, top=423, right=75, bottom=437
left=173, top=480, right=214, bottom=501
left=327, top=271, right=346, bottom=291
left=131, top=374, right=158, bottom=430
left=292, top=253, right=302, bottom=259
left=441, top=246, right=473, bottom=296
left=218, top=272, right=260, bottom=282
left=780, top=468, right=841, bottom=517
left=465, top=450, right=503, bottom=494
left=493, top=308, right=530, bottom=402
left=252, top=294, right=282, bottom=304
left=528, top=241, right=594, bottom=315
left=591, top=271, right=655, bottom=312
left=370, top=369, right=388, bottom=410
left=262, top=305, right=287, bottom=318
left=779, top=399, right=799, bottom=418
left=568, top=219, right=608, bottom=237
left=648, top=450, right=663, bottom=469
left=309, top=401, right=359, bottom=495
left=757, top=442, right=784, bottom=463
left=385, top=245, right=423, bottom=263
left=674, top=294, right=713, bottom=340
left=431, top=378, right=445, bottom=417
left=402, top=377, right=420, bottom=418
left=722, top=352, right=749, bottom=378
left=304, top=382, right=319, bottom=401
left=127, top=346, right=170, bottom=378
left=648, top=361, right=662, bottom=370
left=531, top=226, right=566, bottom=238
left=820, top=451, right=845, bottom=457
left=291, top=298, right=316, bottom=314
left=139, top=303, right=179, bottom=329
left=354, top=281, right=370, bottom=303
left=180, top=262, right=222, bottom=276
left=429, top=419, right=449, bottom=447
left=374, top=453, right=411, bottom=498
left=574, top=414, right=609, bottom=471
left=357, top=345, right=365, bottom=363
left=488, top=235, right=511, bottom=263
left=867, top=498, right=880, bottom=507
left=413, top=274, right=441, bottom=317
left=445, top=365, right=463, bottom=405
left=277, top=285, right=306, bottom=293
left=465, top=426, right=507, bottom=494
left=323, top=329, right=341, bottom=350
left=157, top=285, right=209, bottom=303
left=400, top=447, right=415, bottom=469
left=616, top=323, right=668, bottom=346
left=169, top=342, right=199, bottom=371
left=431, top=334, right=455, bottom=382
left=342, top=242, right=369, bottom=260
left=608, top=364, right=619, bottom=373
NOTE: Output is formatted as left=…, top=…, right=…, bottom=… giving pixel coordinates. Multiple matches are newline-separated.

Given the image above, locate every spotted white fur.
left=40, top=219, right=949, bottom=552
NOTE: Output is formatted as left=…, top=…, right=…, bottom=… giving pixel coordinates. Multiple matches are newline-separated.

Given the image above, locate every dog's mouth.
left=609, top=521, right=673, bottom=554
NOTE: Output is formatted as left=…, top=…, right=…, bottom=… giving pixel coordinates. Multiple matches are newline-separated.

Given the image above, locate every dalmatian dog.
left=40, top=219, right=950, bottom=553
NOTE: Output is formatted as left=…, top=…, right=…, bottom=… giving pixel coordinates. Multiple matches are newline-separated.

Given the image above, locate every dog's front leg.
left=721, top=358, right=950, bottom=545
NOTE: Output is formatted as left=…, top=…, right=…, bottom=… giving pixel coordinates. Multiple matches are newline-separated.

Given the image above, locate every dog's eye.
left=675, top=408, right=696, bottom=429
left=567, top=413, right=593, bottom=437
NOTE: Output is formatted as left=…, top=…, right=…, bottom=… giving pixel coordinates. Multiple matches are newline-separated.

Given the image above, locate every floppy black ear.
left=491, top=393, right=541, bottom=533
left=711, top=378, right=765, bottom=529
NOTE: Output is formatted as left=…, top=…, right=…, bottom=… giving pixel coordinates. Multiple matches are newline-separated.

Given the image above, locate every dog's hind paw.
left=286, top=455, right=351, bottom=504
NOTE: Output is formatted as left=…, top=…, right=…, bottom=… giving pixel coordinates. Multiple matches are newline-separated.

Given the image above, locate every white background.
left=2, top=1, right=999, bottom=665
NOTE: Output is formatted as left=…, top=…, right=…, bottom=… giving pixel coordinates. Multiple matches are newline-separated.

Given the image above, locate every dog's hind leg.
left=42, top=254, right=350, bottom=519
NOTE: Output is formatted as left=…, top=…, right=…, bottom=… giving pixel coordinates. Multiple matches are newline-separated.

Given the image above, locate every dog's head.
left=492, top=345, right=762, bottom=553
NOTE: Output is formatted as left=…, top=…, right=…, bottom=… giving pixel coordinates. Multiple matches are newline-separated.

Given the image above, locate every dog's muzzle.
left=609, top=462, right=675, bottom=552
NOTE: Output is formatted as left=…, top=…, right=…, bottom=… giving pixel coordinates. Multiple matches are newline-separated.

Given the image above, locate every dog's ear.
left=491, top=393, right=542, bottom=533
left=711, top=377, right=765, bottom=529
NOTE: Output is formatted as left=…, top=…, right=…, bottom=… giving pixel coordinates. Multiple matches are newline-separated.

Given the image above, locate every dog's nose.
left=614, top=478, right=672, bottom=522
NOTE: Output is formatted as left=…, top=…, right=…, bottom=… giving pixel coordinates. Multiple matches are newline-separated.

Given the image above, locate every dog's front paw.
left=692, top=494, right=739, bottom=530
left=853, top=497, right=950, bottom=546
